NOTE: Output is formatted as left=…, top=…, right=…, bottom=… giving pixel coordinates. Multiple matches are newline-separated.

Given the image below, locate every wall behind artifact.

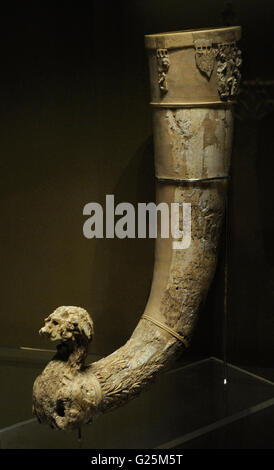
left=1, top=2, right=274, bottom=365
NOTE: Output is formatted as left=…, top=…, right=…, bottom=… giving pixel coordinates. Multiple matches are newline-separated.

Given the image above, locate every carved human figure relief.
left=194, top=39, right=242, bottom=100
left=216, top=42, right=242, bottom=100
left=157, top=48, right=170, bottom=94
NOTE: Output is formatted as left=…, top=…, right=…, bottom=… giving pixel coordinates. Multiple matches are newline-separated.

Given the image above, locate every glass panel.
left=1, top=357, right=273, bottom=449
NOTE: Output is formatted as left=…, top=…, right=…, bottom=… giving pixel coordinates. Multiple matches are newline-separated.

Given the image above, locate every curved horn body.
left=33, top=26, right=242, bottom=431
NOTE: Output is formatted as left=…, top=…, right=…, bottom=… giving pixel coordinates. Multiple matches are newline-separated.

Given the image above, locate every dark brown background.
left=0, top=1, right=273, bottom=368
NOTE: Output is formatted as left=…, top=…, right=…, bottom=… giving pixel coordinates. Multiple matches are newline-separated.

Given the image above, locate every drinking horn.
left=33, top=26, right=242, bottom=431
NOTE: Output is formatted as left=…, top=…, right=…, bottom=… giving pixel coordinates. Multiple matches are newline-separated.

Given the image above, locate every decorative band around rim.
left=144, top=26, right=241, bottom=51
left=150, top=101, right=236, bottom=108
left=156, top=176, right=229, bottom=184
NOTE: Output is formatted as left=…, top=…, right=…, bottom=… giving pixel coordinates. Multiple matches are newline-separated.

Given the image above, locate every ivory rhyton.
left=33, top=26, right=242, bottom=431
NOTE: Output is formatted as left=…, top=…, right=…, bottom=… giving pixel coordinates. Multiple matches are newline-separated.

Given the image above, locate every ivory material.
left=146, top=25, right=241, bottom=103
left=153, top=108, right=233, bottom=180
left=144, top=26, right=241, bottom=50
left=33, top=26, right=241, bottom=431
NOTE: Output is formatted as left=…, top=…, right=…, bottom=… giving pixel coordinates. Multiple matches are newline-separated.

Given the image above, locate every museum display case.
left=1, top=350, right=274, bottom=448
left=1, top=4, right=274, bottom=450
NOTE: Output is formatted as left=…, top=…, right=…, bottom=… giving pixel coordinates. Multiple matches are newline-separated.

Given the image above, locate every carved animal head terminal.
left=39, top=306, right=94, bottom=344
